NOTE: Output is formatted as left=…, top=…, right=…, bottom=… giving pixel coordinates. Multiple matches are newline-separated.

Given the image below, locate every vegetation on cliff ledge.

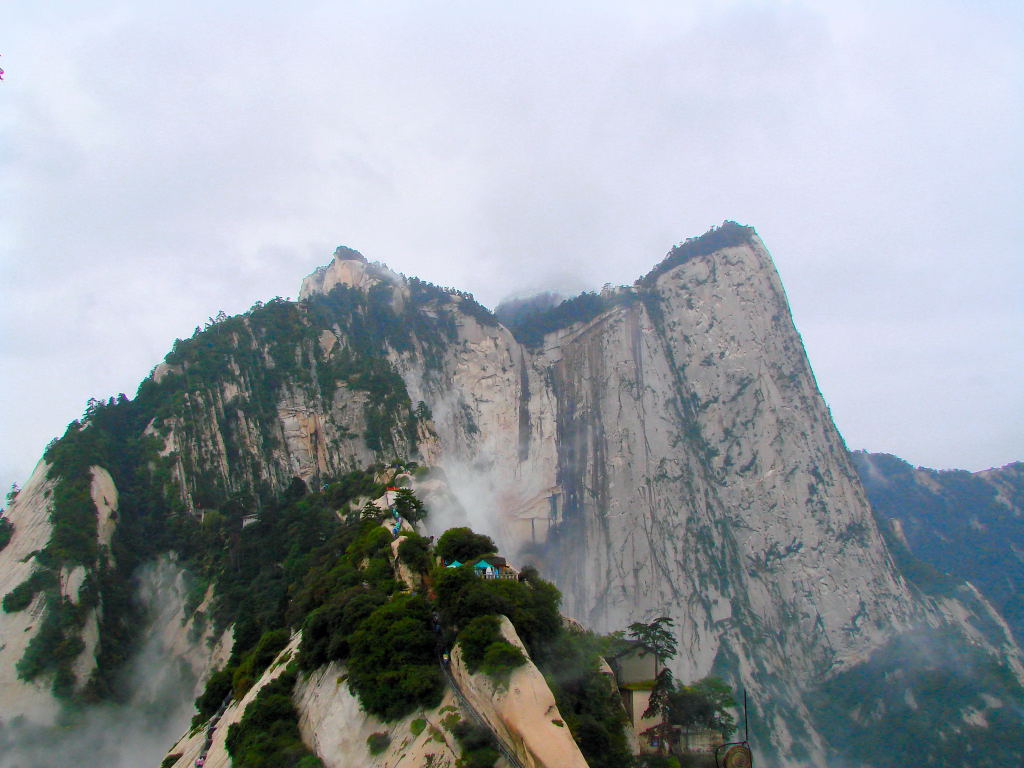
left=0, top=514, right=13, bottom=552
left=640, top=220, right=756, bottom=285
left=493, top=223, right=755, bottom=348
left=225, top=666, right=323, bottom=768
left=498, top=290, right=635, bottom=347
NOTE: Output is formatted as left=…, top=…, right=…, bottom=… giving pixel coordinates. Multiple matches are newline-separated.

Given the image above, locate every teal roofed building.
left=472, top=558, right=520, bottom=579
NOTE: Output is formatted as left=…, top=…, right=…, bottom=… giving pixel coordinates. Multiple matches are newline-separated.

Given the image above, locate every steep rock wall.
left=0, top=460, right=61, bottom=725
left=531, top=240, right=918, bottom=671
left=449, top=615, right=588, bottom=768
left=163, top=634, right=302, bottom=768
left=294, top=661, right=463, bottom=768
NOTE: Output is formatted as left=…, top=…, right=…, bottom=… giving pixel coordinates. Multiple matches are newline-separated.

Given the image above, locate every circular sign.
left=722, top=744, right=753, bottom=768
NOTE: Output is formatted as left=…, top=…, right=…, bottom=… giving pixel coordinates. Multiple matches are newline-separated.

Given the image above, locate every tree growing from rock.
left=393, top=488, right=427, bottom=522
left=643, top=674, right=738, bottom=755
left=627, top=615, right=678, bottom=676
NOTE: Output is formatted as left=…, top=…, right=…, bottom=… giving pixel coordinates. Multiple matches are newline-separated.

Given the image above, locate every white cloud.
left=1, top=0, right=1021, bottom=495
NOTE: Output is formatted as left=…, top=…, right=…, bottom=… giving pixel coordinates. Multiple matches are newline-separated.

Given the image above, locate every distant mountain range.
left=853, top=451, right=1024, bottom=643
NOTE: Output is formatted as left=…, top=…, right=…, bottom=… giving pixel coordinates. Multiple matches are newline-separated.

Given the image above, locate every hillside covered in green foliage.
left=853, top=452, right=1024, bottom=642
left=185, top=479, right=652, bottom=768
left=0, top=273, right=470, bottom=706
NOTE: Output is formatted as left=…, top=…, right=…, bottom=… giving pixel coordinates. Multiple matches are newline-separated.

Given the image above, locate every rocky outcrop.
left=299, top=246, right=374, bottom=299
left=294, top=662, right=463, bottom=768
left=0, top=460, right=60, bottom=725
left=163, top=634, right=302, bottom=768
left=449, top=616, right=589, bottom=768
left=91, top=467, right=118, bottom=560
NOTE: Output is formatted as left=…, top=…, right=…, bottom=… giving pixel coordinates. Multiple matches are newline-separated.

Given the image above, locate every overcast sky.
left=1, top=0, right=1021, bottom=496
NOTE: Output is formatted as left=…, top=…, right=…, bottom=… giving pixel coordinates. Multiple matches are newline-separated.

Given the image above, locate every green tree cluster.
left=535, top=630, right=633, bottom=768
left=642, top=670, right=737, bottom=747
left=284, top=494, right=442, bottom=720
left=366, top=732, right=391, bottom=755
left=2, top=569, right=57, bottom=613
left=451, top=719, right=500, bottom=768
left=192, top=666, right=233, bottom=726
left=435, top=527, right=497, bottom=564
left=345, top=594, right=444, bottom=719
left=393, top=488, right=427, bottom=522
left=191, top=475, right=389, bottom=724
left=0, top=515, right=12, bottom=552
left=456, top=614, right=525, bottom=681
left=397, top=534, right=433, bottom=574
left=231, top=628, right=292, bottom=698
left=298, top=585, right=389, bottom=670
left=16, top=594, right=87, bottom=698
left=435, top=563, right=561, bottom=656
left=224, top=667, right=323, bottom=768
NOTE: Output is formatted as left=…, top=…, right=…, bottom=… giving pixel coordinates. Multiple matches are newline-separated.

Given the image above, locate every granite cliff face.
left=2, top=223, right=1021, bottom=767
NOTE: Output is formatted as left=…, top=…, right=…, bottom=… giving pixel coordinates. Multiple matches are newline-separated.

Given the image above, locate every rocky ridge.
left=448, top=615, right=588, bottom=768
left=0, top=460, right=62, bottom=725
left=2, top=223, right=1021, bottom=767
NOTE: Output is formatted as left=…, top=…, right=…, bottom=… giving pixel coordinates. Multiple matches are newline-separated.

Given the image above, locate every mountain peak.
left=299, top=246, right=387, bottom=299
left=332, top=245, right=366, bottom=262
left=640, top=219, right=757, bottom=285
